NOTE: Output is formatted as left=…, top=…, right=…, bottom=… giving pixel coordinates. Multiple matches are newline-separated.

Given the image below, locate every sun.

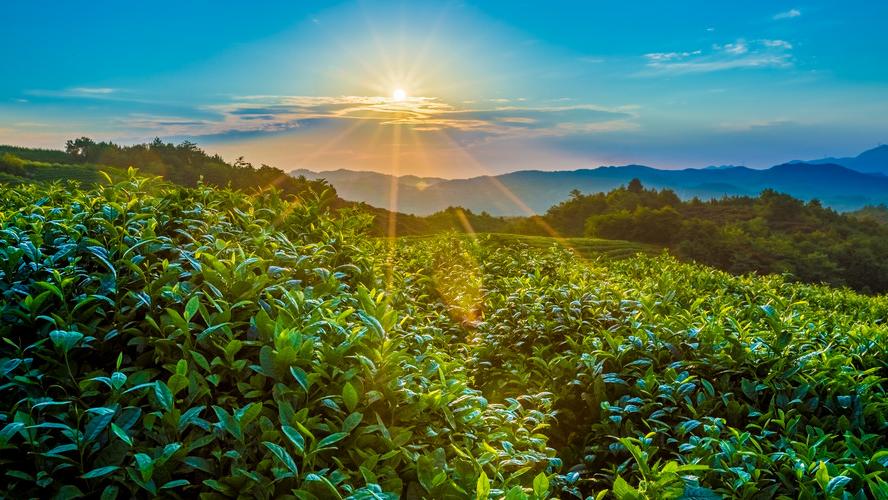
left=392, top=88, right=407, bottom=101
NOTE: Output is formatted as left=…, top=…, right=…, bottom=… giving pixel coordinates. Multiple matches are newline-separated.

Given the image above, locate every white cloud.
left=722, top=41, right=748, bottom=55
left=25, top=87, right=121, bottom=99
left=762, top=39, right=793, bottom=49
left=644, top=50, right=701, bottom=62
left=641, top=39, right=793, bottom=75
left=773, top=9, right=801, bottom=20
left=69, top=87, right=117, bottom=95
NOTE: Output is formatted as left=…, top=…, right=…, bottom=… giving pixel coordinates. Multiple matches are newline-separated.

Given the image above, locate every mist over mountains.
left=292, top=146, right=888, bottom=215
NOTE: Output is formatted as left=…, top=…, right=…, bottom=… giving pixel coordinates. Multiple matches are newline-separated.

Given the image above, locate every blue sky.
left=2, top=0, right=887, bottom=176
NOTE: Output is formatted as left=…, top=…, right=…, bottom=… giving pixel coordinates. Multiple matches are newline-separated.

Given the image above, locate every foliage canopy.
left=1, top=172, right=886, bottom=498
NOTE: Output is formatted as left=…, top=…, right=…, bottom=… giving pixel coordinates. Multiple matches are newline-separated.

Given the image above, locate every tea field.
left=396, top=234, right=656, bottom=261
left=1, top=174, right=886, bottom=499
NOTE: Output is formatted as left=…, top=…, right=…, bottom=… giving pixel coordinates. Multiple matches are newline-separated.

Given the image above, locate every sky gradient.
left=2, top=0, right=887, bottom=177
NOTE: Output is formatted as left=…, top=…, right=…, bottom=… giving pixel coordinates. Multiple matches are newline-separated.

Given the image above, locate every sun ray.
left=383, top=122, right=403, bottom=293
left=429, top=128, right=581, bottom=255
left=291, top=118, right=367, bottom=168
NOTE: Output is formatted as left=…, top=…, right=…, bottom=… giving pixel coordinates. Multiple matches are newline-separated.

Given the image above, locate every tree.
left=64, top=137, right=96, bottom=160
left=627, top=178, right=644, bottom=193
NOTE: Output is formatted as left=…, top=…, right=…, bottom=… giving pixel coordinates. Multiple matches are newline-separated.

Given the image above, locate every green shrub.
left=1, top=172, right=886, bottom=499
left=0, top=174, right=555, bottom=499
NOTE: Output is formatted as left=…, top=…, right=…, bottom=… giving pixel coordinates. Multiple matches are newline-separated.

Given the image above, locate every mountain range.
left=796, top=144, right=888, bottom=175
left=292, top=145, right=888, bottom=215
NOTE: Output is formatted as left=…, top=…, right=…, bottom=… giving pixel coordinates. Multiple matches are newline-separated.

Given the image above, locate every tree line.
left=3, top=139, right=888, bottom=293
left=532, top=179, right=888, bottom=293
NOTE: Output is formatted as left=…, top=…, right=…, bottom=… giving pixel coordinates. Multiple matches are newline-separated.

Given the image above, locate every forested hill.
left=4, top=140, right=888, bottom=292
left=1, top=138, right=329, bottom=199
left=0, top=139, right=461, bottom=238
left=538, top=180, right=888, bottom=293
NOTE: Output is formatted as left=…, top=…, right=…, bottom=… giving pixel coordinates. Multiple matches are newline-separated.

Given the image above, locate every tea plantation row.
left=0, top=174, right=886, bottom=499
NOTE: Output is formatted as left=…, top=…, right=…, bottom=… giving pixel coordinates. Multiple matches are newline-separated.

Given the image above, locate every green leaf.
left=476, top=470, right=491, bottom=500
left=212, top=405, right=243, bottom=441
left=100, top=485, right=119, bottom=500
left=203, top=479, right=232, bottom=495
left=178, top=406, right=205, bottom=432
left=358, top=311, right=385, bottom=337
left=290, top=366, right=310, bottom=393
left=49, top=330, right=83, bottom=353
left=317, top=432, right=348, bottom=449
left=0, top=422, right=24, bottom=444
left=505, top=486, right=529, bottom=500
left=533, top=472, right=549, bottom=497
left=613, top=476, right=641, bottom=500
left=815, top=461, right=830, bottom=490
left=134, top=453, right=154, bottom=482
left=82, top=465, right=120, bottom=479
left=827, top=476, right=851, bottom=495
left=110, top=423, right=132, bottom=446
left=342, top=382, right=359, bottom=412
left=161, top=479, right=190, bottom=490
left=154, top=380, right=173, bottom=412
left=184, top=295, right=200, bottom=321
left=681, top=485, right=721, bottom=499
left=85, top=408, right=116, bottom=441
left=263, top=441, right=298, bottom=475
left=342, top=412, right=363, bottom=434
left=417, top=455, right=436, bottom=492
left=305, top=473, right=343, bottom=500
left=236, top=402, right=263, bottom=428
left=55, top=485, right=85, bottom=500
left=110, top=371, right=127, bottom=390
left=282, top=425, right=305, bottom=455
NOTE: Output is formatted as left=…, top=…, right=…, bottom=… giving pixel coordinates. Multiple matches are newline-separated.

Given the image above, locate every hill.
left=1, top=175, right=885, bottom=498
left=293, top=160, right=888, bottom=215
left=2, top=138, right=330, bottom=199
left=539, top=180, right=888, bottom=293
left=0, top=141, right=515, bottom=240
left=800, top=144, right=888, bottom=175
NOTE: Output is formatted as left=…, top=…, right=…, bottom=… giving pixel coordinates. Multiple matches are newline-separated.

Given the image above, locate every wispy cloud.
left=123, top=95, right=637, bottom=140
left=645, top=50, right=702, bottom=62
left=25, top=87, right=121, bottom=99
left=773, top=8, right=801, bottom=20
left=762, top=39, right=793, bottom=49
left=641, top=39, right=793, bottom=75
left=69, top=87, right=117, bottom=95
left=720, top=41, right=748, bottom=55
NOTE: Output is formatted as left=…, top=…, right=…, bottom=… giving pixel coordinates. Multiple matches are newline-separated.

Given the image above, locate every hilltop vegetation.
left=0, top=173, right=886, bottom=499
left=2, top=138, right=329, bottom=199
left=849, top=205, right=888, bottom=226
left=4, top=140, right=888, bottom=293
left=538, top=180, right=888, bottom=293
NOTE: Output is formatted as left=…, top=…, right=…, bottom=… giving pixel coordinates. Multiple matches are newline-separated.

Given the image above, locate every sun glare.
left=392, top=88, right=407, bottom=101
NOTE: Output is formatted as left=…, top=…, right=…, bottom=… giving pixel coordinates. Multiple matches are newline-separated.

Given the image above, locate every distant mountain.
left=291, top=168, right=447, bottom=209
left=292, top=161, right=888, bottom=215
left=798, top=144, right=888, bottom=175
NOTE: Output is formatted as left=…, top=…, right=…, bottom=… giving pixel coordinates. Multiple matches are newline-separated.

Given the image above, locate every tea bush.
left=380, top=237, right=888, bottom=499
left=0, top=174, right=555, bottom=499
left=1, top=172, right=886, bottom=499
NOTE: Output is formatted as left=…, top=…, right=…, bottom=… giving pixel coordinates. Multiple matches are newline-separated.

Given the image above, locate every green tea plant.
left=380, top=236, right=888, bottom=499
left=1, top=172, right=886, bottom=499
left=0, top=174, right=555, bottom=499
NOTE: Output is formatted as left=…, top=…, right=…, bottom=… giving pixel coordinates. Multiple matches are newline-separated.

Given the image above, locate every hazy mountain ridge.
left=292, top=151, right=888, bottom=215
left=794, top=144, right=888, bottom=175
